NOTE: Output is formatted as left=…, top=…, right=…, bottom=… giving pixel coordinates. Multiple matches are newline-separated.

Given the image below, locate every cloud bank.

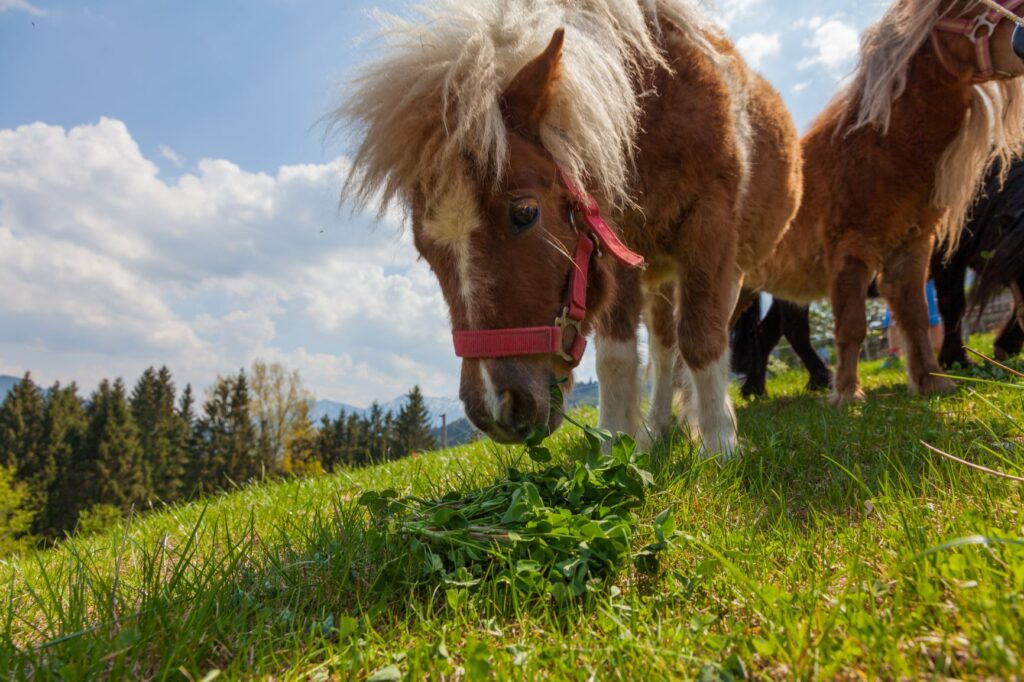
left=0, top=119, right=461, bottom=405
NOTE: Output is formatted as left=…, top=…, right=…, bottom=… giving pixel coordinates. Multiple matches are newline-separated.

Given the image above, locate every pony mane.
left=330, top=0, right=717, bottom=216
left=839, top=0, right=1024, bottom=251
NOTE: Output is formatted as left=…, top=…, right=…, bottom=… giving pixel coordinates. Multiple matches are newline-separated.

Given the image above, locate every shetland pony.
left=745, top=0, right=1024, bottom=404
left=736, top=156, right=1024, bottom=397
left=335, top=1, right=801, bottom=458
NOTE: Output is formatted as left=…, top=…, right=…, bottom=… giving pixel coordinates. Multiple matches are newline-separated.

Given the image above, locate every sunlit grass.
left=2, top=333, right=1023, bottom=680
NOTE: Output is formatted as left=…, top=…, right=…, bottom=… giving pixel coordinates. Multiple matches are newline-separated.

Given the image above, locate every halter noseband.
left=451, top=169, right=645, bottom=367
left=932, top=0, right=1024, bottom=82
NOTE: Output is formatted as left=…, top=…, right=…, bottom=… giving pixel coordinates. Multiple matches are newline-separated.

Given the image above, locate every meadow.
left=2, top=335, right=1023, bottom=680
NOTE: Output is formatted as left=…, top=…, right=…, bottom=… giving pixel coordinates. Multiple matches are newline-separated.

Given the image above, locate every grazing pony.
left=335, top=0, right=801, bottom=457
left=745, top=0, right=1024, bottom=404
left=735, top=156, right=1024, bottom=398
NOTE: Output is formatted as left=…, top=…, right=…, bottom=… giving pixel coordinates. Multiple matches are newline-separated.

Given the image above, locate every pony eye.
left=509, top=200, right=540, bottom=234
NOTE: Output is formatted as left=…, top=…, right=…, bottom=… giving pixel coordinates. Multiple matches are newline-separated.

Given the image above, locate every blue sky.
left=0, top=0, right=889, bottom=405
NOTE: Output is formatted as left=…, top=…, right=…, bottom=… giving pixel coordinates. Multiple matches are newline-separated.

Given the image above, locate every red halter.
left=451, top=169, right=645, bottom=367
left=932, top=0, right=1024, bottom=82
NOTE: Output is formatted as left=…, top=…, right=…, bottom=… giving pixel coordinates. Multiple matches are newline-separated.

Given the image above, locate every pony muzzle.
left=459, top=358, right=561, bottom=444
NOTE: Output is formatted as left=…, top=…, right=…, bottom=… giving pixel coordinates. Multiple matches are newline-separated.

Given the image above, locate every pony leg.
left=676, top=271, right=740, bottom=460
left=594, top=267, right=642, bottom=439
left=640, top=284, right=676, bottom=449
left=779, top=302, right=832, bottom=391
left=932, top=253, right=970, bottom=368
left=994, top=279, right=1024, bottom=360
left=746, top=298, right=783, bottom=398
left=884, top=239, right=954, bottom=395
left=830, top=255, right=873, bottom=404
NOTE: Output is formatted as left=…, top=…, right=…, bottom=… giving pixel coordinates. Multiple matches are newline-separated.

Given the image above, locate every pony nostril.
left=1014, top=24, right=1024, bottom=61
left=497, top=390, right=517, bottom=426
left=494, top=389, right=540, bottom=434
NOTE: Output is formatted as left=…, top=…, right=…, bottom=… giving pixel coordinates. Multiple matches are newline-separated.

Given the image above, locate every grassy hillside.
left=2, top=336, right=1024, bottom=680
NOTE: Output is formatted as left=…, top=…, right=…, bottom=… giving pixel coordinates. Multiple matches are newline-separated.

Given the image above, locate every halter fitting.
left=451, top=169, right=645, bottom=367
left=932, top=0, right=1024, bottom=82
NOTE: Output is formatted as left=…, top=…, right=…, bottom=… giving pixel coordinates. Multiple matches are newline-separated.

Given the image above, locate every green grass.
left=3, top=334, right=1024, bottom=680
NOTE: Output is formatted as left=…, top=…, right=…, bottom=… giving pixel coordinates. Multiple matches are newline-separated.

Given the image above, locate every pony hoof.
left=634, top=428, right=656, bottom=453
left=829, top=387, right=865, bottom=406
left=994, top=346, right=1011, bottom=362
left=919, top=374, right=956, bottom=395
left=700, top=433, right=739, bottom=462
left=806, top=372, right=832, bottom=392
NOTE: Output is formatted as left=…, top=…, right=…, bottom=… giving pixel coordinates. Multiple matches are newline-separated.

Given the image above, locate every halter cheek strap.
left=932, top=0, right=1024, bottom=82
left=451, top=168, right=645, bottom=367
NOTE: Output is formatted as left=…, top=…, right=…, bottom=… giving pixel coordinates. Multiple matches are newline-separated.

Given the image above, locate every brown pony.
left=335, top=0, right=800, bottom=458
left=746, top=0, right=1024, bottom=404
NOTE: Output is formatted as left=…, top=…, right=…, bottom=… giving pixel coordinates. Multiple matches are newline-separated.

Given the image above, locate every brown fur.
left=746, top=0, right=1024, bottom=403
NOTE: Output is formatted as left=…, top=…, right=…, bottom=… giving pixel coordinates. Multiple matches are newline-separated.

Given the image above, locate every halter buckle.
left=554, top=306, right=583, bottom=362
left=970, top=14, right=998, bottom=42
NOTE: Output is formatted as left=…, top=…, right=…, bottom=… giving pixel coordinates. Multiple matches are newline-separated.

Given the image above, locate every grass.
left=2, top=333, right=1024, bottom=680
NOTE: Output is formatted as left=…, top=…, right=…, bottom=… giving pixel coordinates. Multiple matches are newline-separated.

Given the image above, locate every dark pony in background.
left=735, top=156, right=1024, bottom=398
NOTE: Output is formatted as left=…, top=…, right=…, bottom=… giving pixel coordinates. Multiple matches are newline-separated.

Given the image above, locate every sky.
left=0, top=0, right=890, bottom=407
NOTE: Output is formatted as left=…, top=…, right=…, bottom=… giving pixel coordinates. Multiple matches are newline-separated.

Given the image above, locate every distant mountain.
left=309, top=399, right=365, bottom=424
left=0, top=375, right=20, bottom=399
left=311, top=395, right=465, bottom=429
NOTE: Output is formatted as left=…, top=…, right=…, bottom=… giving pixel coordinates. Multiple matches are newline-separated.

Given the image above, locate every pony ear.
left=502, top=28, right=565, bottom=133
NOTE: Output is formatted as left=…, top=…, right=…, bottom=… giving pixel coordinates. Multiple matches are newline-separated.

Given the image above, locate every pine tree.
left=0, top=467, right=33, bottom=557
left=227, top=371, right=260, bottom=483
left=0, top=372, right=45, bottom=472
left=177, top=384, right=203, bottom=497
left=394, top=386, right=436, bottom=457
left=365, top=403, right=385, bottom=461
left=345, top=412, right=365, bottom=466
left=316, top=412, right=347, bottom=472
left=85, top=379, right=148, bottom=515
left=131, top=367, right=188, bottom=503
left=194, top=379, right=231, bottom=493
left=37, top=383, right=87, bottom=537
left=195, top=372, right=260, bottom=490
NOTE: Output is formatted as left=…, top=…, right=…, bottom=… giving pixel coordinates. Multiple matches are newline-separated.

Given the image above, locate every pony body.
left=337, top=0, right=801, bottom=455
left=746, top=0, right=1024, bottom=403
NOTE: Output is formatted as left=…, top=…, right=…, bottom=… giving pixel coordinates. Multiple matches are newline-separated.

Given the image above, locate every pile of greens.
left=359, top=422, right=677, bottom=601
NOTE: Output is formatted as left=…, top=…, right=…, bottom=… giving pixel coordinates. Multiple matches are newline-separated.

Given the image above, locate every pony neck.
left=879, top=47, right=975, bottom=158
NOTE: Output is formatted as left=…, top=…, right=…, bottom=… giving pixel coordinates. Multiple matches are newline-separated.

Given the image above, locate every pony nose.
left=494, top=388, right=540, bottom=439
left=1014, top=24, right=1024, bottom=61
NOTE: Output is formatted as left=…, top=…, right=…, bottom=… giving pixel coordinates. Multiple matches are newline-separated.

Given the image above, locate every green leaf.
left=527, top=446, right=553, bottom=463
left=367, top=665, right=402, bottom=682
left=654, top=508, right=676, bottom=544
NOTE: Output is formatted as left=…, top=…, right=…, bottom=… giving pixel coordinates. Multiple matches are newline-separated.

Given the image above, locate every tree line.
left=0, top=362, right=436, bottom=554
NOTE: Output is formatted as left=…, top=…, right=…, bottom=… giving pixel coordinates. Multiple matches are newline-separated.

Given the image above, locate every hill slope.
left=3, top=339, right=1024, bottom=679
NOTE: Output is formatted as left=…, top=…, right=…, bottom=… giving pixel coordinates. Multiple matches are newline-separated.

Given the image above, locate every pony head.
left=410, top=30, right=618, bottom=443
left=932, top=1, right=1024, bottom=80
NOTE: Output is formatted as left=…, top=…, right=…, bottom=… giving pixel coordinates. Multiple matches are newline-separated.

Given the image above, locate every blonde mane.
left=331, top=0, right=717, bottom=216
left=839, top=0, right=1024, bottom=251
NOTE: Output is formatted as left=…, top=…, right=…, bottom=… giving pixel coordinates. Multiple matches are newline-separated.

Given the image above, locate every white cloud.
left=0, top=118, right=458, bottom=406
left=797, top=18, right=860, bottom=79
left=158, top=144, right=184, bottom=169
left=0, top=0, right=45, bottom=16
left=735, top=32, right=781, bottom=69
left=712, top=0, right=764, bottom=29
left=791, top=81, right=810, bottom=94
